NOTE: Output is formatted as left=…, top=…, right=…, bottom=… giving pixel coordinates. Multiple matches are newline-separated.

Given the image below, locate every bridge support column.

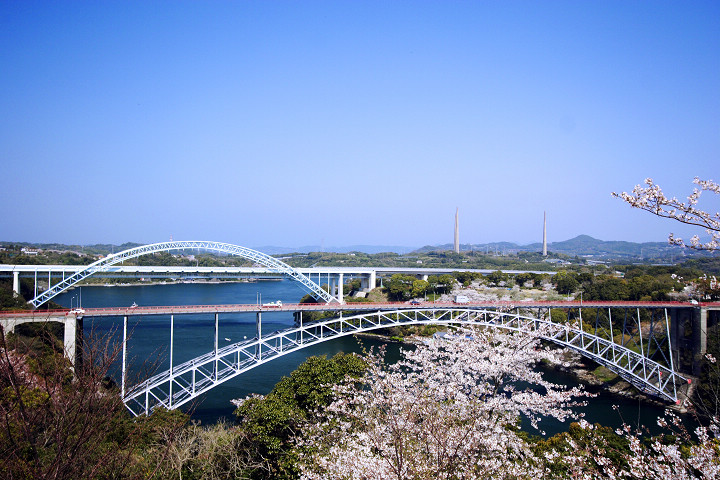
left=337, top=273, right=344, bottom=304
left=368, top=271, right=376, bottom=291
left=690, top=307, right=708, bottom=376
left=170, top=314, right=175, bottom=406
left=214, top=313, right=219, bottom=382
left=256, top=312, right=262, bottom=359
left=699, top=307, right=708, bottom=355
left=64, top=315, right=83, bottom=367
left=170, top=315, right=175, bottom=375
left=298, top=311, right=303, bottom=344
left=0, top=319, right=9, bottom=336
left=122, top=316, right=128, bottom=398
left=12, top=271, right=19, bottom=296
left=670, top=307, right=695, bottom=374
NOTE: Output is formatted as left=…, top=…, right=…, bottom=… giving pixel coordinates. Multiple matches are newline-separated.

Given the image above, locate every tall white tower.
left=454, top=208, right=460, bottom=254
left=542, top=211, right=547, bottom=256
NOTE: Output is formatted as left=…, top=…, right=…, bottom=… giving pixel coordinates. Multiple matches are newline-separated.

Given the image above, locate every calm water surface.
left=55, top=281, right=684, bottom=436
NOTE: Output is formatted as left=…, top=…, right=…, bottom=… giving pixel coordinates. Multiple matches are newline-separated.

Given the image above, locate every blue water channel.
left=54, top=280, right=684, bottom=436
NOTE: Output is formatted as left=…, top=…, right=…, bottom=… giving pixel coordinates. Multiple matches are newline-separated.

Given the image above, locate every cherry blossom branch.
left=612, top=177, right=720, bottom=251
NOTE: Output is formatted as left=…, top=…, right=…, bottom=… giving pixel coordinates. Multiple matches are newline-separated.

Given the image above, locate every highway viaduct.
left=0, top=264, right=556, bottom=304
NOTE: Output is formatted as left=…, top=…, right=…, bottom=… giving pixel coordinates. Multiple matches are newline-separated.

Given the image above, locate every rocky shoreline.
left=75, top=278, right=282, bottom=288
left=553, top=348, right=693, bottom=414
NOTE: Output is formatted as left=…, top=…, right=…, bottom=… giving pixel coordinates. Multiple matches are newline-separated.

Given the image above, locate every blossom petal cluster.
left=299, top=327, right=590, bottom=479
left=613, top=177, right=720, bottom=251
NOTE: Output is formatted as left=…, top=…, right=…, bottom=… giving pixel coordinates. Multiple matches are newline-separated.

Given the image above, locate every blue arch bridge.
left=1, top=241, right=717, bottom=416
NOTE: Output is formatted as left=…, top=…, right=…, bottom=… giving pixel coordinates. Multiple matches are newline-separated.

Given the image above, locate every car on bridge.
left=262, top=300, right=283, bottom=308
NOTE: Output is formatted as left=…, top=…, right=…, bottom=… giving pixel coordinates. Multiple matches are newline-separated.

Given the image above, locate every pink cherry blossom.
left=613, top=177, right=720, bottom=251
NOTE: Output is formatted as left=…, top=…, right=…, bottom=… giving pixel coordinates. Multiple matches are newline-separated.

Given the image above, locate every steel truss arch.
left=30, top=241, right=335, bottom=307
left=123, top=307, right=688, bottom=417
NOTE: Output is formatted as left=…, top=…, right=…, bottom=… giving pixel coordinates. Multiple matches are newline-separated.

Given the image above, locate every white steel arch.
left=123, top=307, right=688, bottom=416
left=30, top=241, right=336, bottom=307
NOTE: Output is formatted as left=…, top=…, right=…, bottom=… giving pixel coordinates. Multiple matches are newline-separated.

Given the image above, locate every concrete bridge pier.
left=63, top=315, right=83, bottom=367
left=337, top=273, right=343, bottom=303
left=695, top=306, right=719, bottom=373
left=328, top=273, right=345, bottom=304
left=255, top=312, right=262, bottom=359
left=670, top=308, right=691, bottom=374
left=1, top=314, right=83, bottom=367
left=12, top=271, right=19, bottom=296
left=670, top=306, right=718, bottom=376
left=361, top=271, right=376, bottom=292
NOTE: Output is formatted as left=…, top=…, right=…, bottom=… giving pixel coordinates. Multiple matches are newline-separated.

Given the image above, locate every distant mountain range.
left=413, top=235, right=710, bottom=260
left=2, top=236, right=715, bottom=260
left=255, top=235, right=712, bottom=260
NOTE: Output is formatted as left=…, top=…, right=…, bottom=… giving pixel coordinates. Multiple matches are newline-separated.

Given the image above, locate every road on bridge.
left=1, top=300, right=716, bottom=319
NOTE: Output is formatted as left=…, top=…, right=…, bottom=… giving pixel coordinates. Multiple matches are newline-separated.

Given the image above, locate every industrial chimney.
left=454, top=208, right=460, bottom=254
left=542, top=211, right=547, bottom=256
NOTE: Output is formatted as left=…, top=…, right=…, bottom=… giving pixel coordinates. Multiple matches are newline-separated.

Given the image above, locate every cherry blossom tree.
left=299, top=327, right=590, bottom=479
left=613, top=177, right=720, bottom=251
left=557, top=413, right=720, bottom=479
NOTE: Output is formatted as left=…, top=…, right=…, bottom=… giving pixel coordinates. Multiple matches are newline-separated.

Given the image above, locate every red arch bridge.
left=2, top=300, right=718, bottom=416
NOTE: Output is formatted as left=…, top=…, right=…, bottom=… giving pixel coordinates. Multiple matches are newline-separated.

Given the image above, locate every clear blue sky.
left=1, top=1, right=718, bottom=248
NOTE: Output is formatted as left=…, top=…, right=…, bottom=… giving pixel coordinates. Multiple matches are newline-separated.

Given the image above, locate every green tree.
left=234, top=353, right=367, bottom=479
left=626, top=274, right=671, bottom=301
left=453, top=271, right=478, bottom=287
left=344, top=278, right=362, bottom=295
left=553, top=270, right=579, bottom=294
left=582, top=276, right=629, bottom=301
left=427, top=274, right=456, bottom=294
left=0, top=279, right=30, bottom=310
left=514, top=272, right=534, bottom=287
left=487, top=270, right=508, bottom=286
left=411, top=279, right=429, bottom=298
left=384, top=274, right=416, bottom=301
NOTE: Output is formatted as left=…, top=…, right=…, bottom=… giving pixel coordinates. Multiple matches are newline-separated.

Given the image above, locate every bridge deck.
left=1, top=300, right=718, bottom=319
